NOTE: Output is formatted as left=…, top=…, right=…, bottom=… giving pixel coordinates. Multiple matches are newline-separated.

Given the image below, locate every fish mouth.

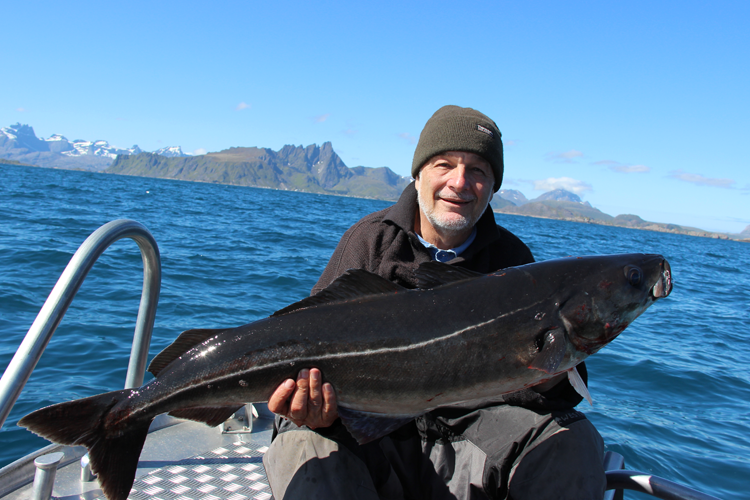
left=651, top=259, right=673, bottom=298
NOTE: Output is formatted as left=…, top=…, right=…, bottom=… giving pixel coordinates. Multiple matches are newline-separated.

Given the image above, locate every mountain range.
left=0, top=123, right=409, bottom=200
left=107, top=143, right=410, bottom=200
left=1, top=123, right=746, bottom=241
left=491, top=189, right=747, bottom=240
left=0, top=124, right=186, bottom=172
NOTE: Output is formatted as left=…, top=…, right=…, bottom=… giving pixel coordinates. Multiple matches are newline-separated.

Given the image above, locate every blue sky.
left=3, top=1, right=748, bottom=233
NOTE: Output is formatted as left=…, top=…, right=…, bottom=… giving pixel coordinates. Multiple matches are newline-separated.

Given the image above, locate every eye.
left=625, top=266, right=643, bottom=286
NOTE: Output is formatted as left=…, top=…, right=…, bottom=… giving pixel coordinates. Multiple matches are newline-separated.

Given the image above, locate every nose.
left=446, top=164, right=469, bottom=190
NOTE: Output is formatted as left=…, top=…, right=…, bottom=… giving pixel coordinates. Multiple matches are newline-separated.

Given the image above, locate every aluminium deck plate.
left=112, top=441, right=273, bottom=500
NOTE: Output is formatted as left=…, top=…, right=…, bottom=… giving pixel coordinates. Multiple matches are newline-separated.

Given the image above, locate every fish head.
left=556, top=253, right=672, bottom=358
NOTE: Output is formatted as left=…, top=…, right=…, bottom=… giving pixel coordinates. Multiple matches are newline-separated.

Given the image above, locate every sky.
left=2, top=1, right=748, bottom=233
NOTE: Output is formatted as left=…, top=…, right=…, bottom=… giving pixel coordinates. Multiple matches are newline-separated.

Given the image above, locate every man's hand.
left=267, top=368, right=338, bottom=429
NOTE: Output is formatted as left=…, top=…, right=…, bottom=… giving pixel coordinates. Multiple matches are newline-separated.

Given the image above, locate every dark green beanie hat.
left=412, top=105, right=504, bottom=192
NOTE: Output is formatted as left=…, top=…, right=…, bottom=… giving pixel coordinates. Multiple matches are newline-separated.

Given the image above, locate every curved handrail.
left=0, top=219, right=161, bottom=429
left=606, top=470, right=722, bottom=500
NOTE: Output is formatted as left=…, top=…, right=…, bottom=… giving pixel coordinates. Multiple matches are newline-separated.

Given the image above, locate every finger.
left=267, top=379, right=296, bottom=415
left=289, top=369, right=310, bottom=421
left=321, top=382, right=338, bottom=427
left=308, top=368, right=323, bottom=410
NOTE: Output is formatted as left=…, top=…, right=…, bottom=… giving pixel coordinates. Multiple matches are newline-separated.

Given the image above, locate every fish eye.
left=625, top=266, right=643, bottom=286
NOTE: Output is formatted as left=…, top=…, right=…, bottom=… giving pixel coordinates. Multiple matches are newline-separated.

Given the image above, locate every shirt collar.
left=416, top=228, right=477, bottom=262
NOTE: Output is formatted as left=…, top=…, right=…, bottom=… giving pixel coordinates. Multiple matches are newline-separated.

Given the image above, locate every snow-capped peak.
left=1, top=127, right=18, bottom=141
left=154, top=146, right=187, bottom=157
left=59, top=140, right=142, bottom=159
left=1, top=124, right=49, bottom=151
left=2, top=122, right=184, bottom=160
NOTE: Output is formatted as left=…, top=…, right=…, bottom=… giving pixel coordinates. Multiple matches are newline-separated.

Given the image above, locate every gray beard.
left=417, top=188, right=483, bottom=235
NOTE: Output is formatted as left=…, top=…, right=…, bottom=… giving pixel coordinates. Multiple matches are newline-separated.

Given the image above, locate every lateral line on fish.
left=307, top=297, right=554, bottom=362
left=147, top=313, right=520, bottom=407
left=156, top=301, right=555, bottom=407
left=170, top=313, right=513, bottom=396
left=191, top=304, right=546, bottom=391
left=260, top=314, right=505, bottom=367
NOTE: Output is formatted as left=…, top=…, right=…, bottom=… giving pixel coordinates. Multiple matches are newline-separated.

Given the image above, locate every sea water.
left=0, top=164, right=748, bottom=498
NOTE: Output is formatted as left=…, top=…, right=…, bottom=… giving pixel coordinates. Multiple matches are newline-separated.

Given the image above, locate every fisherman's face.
left=415, top=151, right=494, bottom=236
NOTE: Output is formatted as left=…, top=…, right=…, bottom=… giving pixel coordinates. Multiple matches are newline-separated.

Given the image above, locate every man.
left=263, top=105, right=606, bottom=499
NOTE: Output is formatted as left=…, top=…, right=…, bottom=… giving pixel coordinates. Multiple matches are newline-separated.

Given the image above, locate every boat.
left=0, top=220, right=722, bottom=500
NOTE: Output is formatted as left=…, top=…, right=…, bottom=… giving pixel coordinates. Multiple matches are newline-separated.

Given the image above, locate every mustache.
left=436, top=191, right=477, bottom=202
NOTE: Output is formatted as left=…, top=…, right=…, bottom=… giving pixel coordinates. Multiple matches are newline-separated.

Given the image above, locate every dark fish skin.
left=18, top=253, right=672, bottom=500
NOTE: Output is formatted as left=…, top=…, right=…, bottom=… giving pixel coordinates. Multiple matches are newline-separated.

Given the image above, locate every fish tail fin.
left=18, top=389, right=150, bottom=500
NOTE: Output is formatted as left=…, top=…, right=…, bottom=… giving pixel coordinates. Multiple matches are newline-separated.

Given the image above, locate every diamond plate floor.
left=116, top=442, right=273, bottom=500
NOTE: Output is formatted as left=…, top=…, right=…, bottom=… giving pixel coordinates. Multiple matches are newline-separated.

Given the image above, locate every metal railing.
left=606, top=469, right=722, bottom=500
left=604, top=451, right=721, bottom=500
left=0, top=219, right=161, bottom=429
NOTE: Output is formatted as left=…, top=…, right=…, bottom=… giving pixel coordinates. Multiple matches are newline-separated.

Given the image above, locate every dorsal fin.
left=272, top=269, right=406, bottom=317
left=415, top=262, right=484, bottom=290
left=148, top=328, right=228, bottom=376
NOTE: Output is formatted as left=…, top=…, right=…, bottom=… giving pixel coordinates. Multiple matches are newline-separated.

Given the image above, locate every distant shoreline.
left=3, top=161, right=748, bottom=243
left=493, top=210, right=749, bottom=243
left=0, top=158, right=36, bottom=167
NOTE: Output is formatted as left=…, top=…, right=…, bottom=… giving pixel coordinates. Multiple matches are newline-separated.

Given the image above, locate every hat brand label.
left=476, top=124, right=494, bottom=137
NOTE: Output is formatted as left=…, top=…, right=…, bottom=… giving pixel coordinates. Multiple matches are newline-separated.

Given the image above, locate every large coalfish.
left=19, top=254, right=671, bottom=500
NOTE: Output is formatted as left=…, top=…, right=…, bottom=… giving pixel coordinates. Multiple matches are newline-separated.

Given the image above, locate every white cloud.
left=314, top=113, right=330, bottom=123
left=191, top=148, right=208, bottom=156
left=341, top=121, right=358, bottom=136
left=397, top=132, right=417, bottom=145
left=16, top=107, right=26, bottom=112
left=611, top=164, right=651, bottom=173
left=235, top=102, right=250, bottom=111
left=668, top=170, right=735, bottom=188
left=533, top=177, right=592, bottom=194
left=592, top=159, right=620, bottom=166
left=593, top=159, right=650, bottom=173
left=545, top=150, right=584, bottom=163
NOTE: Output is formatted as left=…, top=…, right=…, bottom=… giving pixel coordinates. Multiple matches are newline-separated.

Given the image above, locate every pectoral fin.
left=567, top=366, right=593, bottom=406
left=529, top=329, right=567, bottom=374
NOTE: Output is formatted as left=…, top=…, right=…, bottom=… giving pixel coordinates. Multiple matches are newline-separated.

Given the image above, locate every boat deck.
left=1, top=413, right=276, bottom=500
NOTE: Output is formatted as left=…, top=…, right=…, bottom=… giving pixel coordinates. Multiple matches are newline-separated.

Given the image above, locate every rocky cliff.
left=106, top=142, right=411, bottom=200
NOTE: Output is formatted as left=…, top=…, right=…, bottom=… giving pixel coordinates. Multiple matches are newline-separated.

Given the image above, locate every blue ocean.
left=0, top=164, right=748, bottom=498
